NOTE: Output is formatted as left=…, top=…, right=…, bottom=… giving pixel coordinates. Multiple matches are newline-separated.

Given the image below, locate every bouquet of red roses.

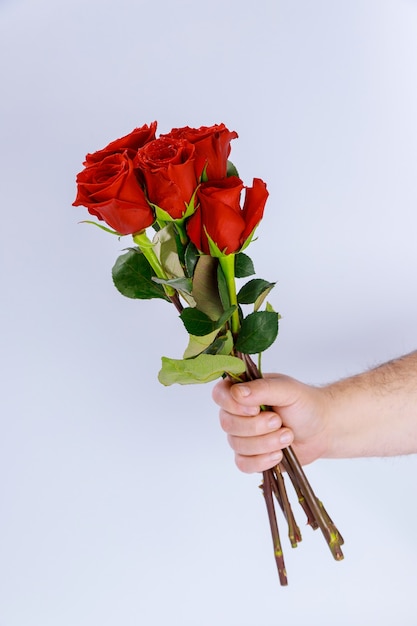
left=73, top=122, right=343, bottom=585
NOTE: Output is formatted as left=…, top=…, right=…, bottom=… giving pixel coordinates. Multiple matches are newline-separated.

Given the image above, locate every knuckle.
left=227, top=434, right=241, bottom=453
left=226, top=433, right=234, bottom=449
left=258, top=451, right=282, bottom=472
left=267, top=433, right=284, bottom=452
left=219, top=410, right=232, bottom=433
left=255, top=411, right=281, bottom=436
left=211, top=380, right=226, bottom=406
left=251, top=415, right=265, bottom=437
left=235, top=454, right=253, bottom=474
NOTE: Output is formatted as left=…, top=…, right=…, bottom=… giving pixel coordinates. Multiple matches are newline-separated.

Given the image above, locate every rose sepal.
left=239, top=224, right=259, bottom=253
left=152, top=185, right=199, bottom=233
left=152, top=195, right=196, bottom=225
left=226, top=160, right=239, bottom=178
left=80, top=220, right=123, bottom=237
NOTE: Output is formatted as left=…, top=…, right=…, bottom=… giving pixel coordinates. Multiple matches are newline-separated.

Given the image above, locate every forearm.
left=322, top=351, right=417, bottom=459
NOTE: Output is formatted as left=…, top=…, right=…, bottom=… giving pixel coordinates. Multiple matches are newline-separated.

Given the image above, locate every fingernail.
left=237, top=385, right=251, bottom=397
left=268, top=415, right=280, bottom=429
left=270, top=451, right=282, bottom=463
left=280, top=432, right=293, bottom=445
left=243, top=406, right=259, bottom=416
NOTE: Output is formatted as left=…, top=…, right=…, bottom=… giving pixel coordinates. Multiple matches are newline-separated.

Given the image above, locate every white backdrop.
left=1, top=0, right=417, bottom=624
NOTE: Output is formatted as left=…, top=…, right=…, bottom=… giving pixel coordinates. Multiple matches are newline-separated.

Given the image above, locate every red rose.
left=84, top=122, right=157, bottom=165
left=135, top=137, right=198, bottom=220
left=162, top=123, right=238, bottom=180
left=187, top=176, right=268, bottom=255
left=73, top=151, right=154, bottom=235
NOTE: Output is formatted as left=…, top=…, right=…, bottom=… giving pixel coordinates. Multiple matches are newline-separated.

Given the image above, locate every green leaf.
left=192, top=255, right=223, bottom=320
left=153, top=276, right=193, bottom=294
left=158, top=354, right=246, bottom=386
left=217, top=263, right=230, bottom=310
left=255, top=292, right=277, bottom=312
left=112, top=248, right=170, bottom=301
left=152, top=224, right=182, bottom=278
left=180, top=308, right=216, bottom=336
left=152, top=225, right=196, bottom=306
left=183, top=329, right=234, bottom=359
left=266, top=301, right=280, bottom=314
left=184, top=242, right=199, bottom=277
left=235, top=252, right=255, bottom=278
left=180, top=306, right=236, bottom=336
left=237, top=279, right=276, bottom=305
left=204, top=330, right=234, bottom=356
left=216, top=306, right=238, bottom=330
left=235, top=310, right=279, bottom=354
left=183, top=329, right=220, bottom=359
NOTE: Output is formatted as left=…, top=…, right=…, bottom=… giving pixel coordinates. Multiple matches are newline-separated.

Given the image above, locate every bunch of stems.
left=141, top=236, right=344, bottom=586
left=241, top=353, right=344, bottom=586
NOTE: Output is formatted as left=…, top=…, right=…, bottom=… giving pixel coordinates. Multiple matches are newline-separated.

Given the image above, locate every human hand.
left=212, top=374, right=330, bottom=473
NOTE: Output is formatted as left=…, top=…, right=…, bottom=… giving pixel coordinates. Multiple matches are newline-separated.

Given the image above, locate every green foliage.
left=254, top=286, right=276, bottom=312
left=153, top=276, right=193, bottom=294
left=184, top=242, right=199, bottom=277
left=217, top=263, right=231, bottom=310
left=204, top=330, right=234, bottom=356
left=180, top=306, right=236, bottom=336
left=183, top=328, right=234, bottom=359
left=235, top=252, right=255, bottom=278
left=112, top=248, right=170, bottom=301
left=180, top=308, right=216, bottom=336
left=152, top=225, right=196, bottom=305
left=158, top=354, right=246, bottom=385
left=183, top=329, right=221, bottom=359
left=235, top=310, right=279, bottom=354
left=192, top=256, right=224, bottom=320
left=237, top=279, right=276, bottom=305
left=153, top=224, right=183, bottom=279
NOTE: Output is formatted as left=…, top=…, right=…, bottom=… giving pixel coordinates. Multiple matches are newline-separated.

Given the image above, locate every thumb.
left=230, top=375, right=303, bottom=409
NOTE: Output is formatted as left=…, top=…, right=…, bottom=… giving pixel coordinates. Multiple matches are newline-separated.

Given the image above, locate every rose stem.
left=239, top=353, right=301, bottom=560
left=242, top=353, right=259, bottom=380
left=244, top=354, right=344, bottom=560
left=280, top=455, right=319, bottom=530
left=262, top=469, right=288, bottom=586
left=317, top=500, right=345, bottom=546
left=283, top=446, right=344, bottom=561
left=270, top=466, right=302, bottom=547
left=169, top=293, right=184, bottom=314
left=218, top=254, right=240, bottom=335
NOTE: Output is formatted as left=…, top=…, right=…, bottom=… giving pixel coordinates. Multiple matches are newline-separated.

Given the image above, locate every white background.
left=1, top=0, right=417, bottom=624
